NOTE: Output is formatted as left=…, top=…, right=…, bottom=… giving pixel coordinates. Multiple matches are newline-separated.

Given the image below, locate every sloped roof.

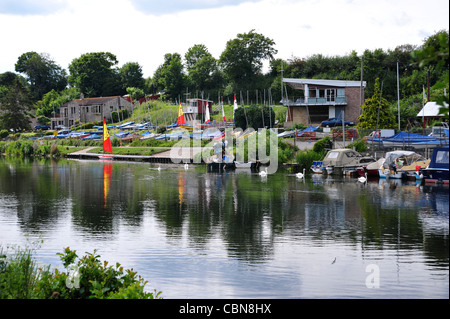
left=417, top=101, right=448, bottom=117
left=74, top=96, right=123, bottom=106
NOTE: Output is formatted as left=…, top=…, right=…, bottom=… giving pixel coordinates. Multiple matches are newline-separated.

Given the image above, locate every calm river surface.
left=0, top=157, right=448, bottom=299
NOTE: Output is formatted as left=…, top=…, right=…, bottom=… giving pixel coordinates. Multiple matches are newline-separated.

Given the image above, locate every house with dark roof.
left=281, top=78, right=366, bottom=128
left=51, top=95, right=133, bottom=129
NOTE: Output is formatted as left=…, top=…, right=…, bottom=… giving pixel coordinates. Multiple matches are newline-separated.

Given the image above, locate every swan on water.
left=259, top=167, right=268, bottom=176
left=296, top=168, right=305, bottom=179
left=358, top=172, right=367, bottom=183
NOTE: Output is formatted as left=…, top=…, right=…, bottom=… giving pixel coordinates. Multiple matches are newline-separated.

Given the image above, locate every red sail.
left=103, top=117, right=113, bottom=153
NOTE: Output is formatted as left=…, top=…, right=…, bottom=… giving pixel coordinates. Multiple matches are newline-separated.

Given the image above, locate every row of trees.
left=0, top=29, right=448, bottom=131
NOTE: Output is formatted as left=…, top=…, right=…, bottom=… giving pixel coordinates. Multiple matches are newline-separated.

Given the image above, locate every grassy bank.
left=0, top=245, right=162, bottom=299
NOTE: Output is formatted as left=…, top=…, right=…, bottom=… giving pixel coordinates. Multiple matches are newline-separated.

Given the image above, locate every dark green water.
left=0, top=157, right=448, bottom=298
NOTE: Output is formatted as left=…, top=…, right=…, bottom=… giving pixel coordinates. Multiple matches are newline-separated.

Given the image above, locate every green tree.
left=185, top=44, right=222, bottom=93
left=126, top=87, right=145, bottom=100
left=219, top=30, right=277, bottom=92
left=34, top=87, right=80, bottom=124
left=120, top=62, right=145, bottom=91
left=153, top=53, right=186, bottom=101
left=357, top=78, right=396, bottom=129
left=234, top=105, right=275, bottom=130
left=68, top=52, right=122, bottom=97
left=412, top=29, right=449, bottom=121
left=15, top=51, right=67, bottom=102
left=0, top=77, right=32, bottom=132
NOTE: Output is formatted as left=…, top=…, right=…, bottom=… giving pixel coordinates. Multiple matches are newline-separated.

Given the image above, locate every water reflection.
left=0, top=158, right=448, bottom=298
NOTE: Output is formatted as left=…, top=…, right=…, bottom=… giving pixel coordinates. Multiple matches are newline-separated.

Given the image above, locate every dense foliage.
left=234, top=104, right=276, bottom=130
left=357, top=78, right=397, bottom=129
left=0, top=29, right=448, bottom=132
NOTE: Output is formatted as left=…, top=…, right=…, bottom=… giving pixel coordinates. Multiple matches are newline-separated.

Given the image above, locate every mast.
left=397, top=61, right=400, bottom=131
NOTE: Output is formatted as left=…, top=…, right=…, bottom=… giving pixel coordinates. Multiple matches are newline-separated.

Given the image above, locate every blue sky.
left=0, top=0, right=68, bottom=15
left=129, top=0, right=261, bottom=15
left=0, top=0, right=448, bottom=78
left=0, top=0, right=260, bottom=15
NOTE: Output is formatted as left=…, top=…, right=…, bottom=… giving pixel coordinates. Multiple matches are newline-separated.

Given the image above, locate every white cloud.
left=0, top=0, right=448, bottom=79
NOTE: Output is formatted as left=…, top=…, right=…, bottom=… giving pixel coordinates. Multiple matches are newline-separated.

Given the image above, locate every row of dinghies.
left=311, top=146, right=449, bottom=185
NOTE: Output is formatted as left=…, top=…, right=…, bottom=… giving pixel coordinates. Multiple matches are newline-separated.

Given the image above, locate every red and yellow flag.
left=103, top=117, right=113, bottom=153
left=177, top=102, right=186, bottom=125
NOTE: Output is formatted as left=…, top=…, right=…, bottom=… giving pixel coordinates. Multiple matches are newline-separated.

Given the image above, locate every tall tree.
left=15, top=51, right=67, bottom=102
left=185, top=44, right=220, bottom=92
left=68, top=52, right=122, bottom=97
left=357, top=78, right=396, bottom=129
left=120, top=62, right=145, bottom=91
left=0, top=76, right=32, bottom=132
left=219, top=30, right=277, bottom=92
left=153, top=53, right=186, bottom=101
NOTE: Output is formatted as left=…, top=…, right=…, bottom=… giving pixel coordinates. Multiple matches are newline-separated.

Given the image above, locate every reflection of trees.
left=2, top=159, right=447, bottom=267
left=0, top=158, right=69, bottom=233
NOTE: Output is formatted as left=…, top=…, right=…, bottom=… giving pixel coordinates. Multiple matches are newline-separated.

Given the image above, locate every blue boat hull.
left=422, top=168, right=449, bottom=184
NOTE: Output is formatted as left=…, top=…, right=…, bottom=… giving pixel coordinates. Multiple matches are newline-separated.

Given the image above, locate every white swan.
left=259, top=167, right=268, bottom=177
left=157, top=165, right=161, bottom=171
left=358, top=172, right=368, bottom=183
left=184, top=163, right=189, bottom=170
left=296, top=168, right=305, bottom=179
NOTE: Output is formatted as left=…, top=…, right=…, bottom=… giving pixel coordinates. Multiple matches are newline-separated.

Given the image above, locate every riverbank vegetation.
left=0, top=30, right=447, bottom=133
left=0, top=245, right=162, bottom=299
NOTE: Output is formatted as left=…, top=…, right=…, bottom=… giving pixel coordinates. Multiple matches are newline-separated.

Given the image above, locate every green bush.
left=49, top=143, right=61, bottom=158
left=0, top=246, right=162, bottom=299
left=296, top=150, right=325, bottom=172
left=0, top=129, right=9, bottom=139
left=312, top=136, right=332, bottom=154
left=347, top=138, right=368, bottom=153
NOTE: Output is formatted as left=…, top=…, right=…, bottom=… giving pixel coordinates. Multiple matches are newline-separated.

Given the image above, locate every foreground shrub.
left=0, top=246, right=162, bottom=299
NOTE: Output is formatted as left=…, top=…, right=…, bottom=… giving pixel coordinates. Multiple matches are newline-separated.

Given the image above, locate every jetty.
left=66, top=146, right=208, bottom=164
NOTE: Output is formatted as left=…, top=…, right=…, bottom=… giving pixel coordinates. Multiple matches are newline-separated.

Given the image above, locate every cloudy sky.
left=0, top=0, right=448, bottom=78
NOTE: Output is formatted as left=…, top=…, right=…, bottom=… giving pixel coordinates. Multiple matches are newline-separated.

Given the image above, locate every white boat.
left=378, top=150, right=428, bottom=179
left=310, top=161, right=323, bottom=174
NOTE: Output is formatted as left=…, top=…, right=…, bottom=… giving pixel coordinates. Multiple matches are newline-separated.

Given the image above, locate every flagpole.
left=422, top=86, right=426, bottom=135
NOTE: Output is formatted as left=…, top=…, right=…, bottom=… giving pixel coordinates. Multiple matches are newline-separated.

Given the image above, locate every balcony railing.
left=281, top=96, right=348, bottom=106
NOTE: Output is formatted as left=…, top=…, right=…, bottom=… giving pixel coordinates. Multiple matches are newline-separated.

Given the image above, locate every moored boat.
left=357, top=158, right=384, bottom=177
left=322, top=149, right=376, bottom=175
left=378, top=150, right=428, bottom=180
left=311, top=161, right=323, bottom=174
left=422, top=145, right=449, bottom=184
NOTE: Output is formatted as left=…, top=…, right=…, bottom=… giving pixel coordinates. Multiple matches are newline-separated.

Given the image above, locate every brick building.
left=51, top=95, right=133, bottom=129
left=281, top=78, right=366, bottom=128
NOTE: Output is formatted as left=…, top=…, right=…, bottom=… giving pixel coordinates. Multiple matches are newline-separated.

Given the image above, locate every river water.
left=0, top=158, right=448, bottom=299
